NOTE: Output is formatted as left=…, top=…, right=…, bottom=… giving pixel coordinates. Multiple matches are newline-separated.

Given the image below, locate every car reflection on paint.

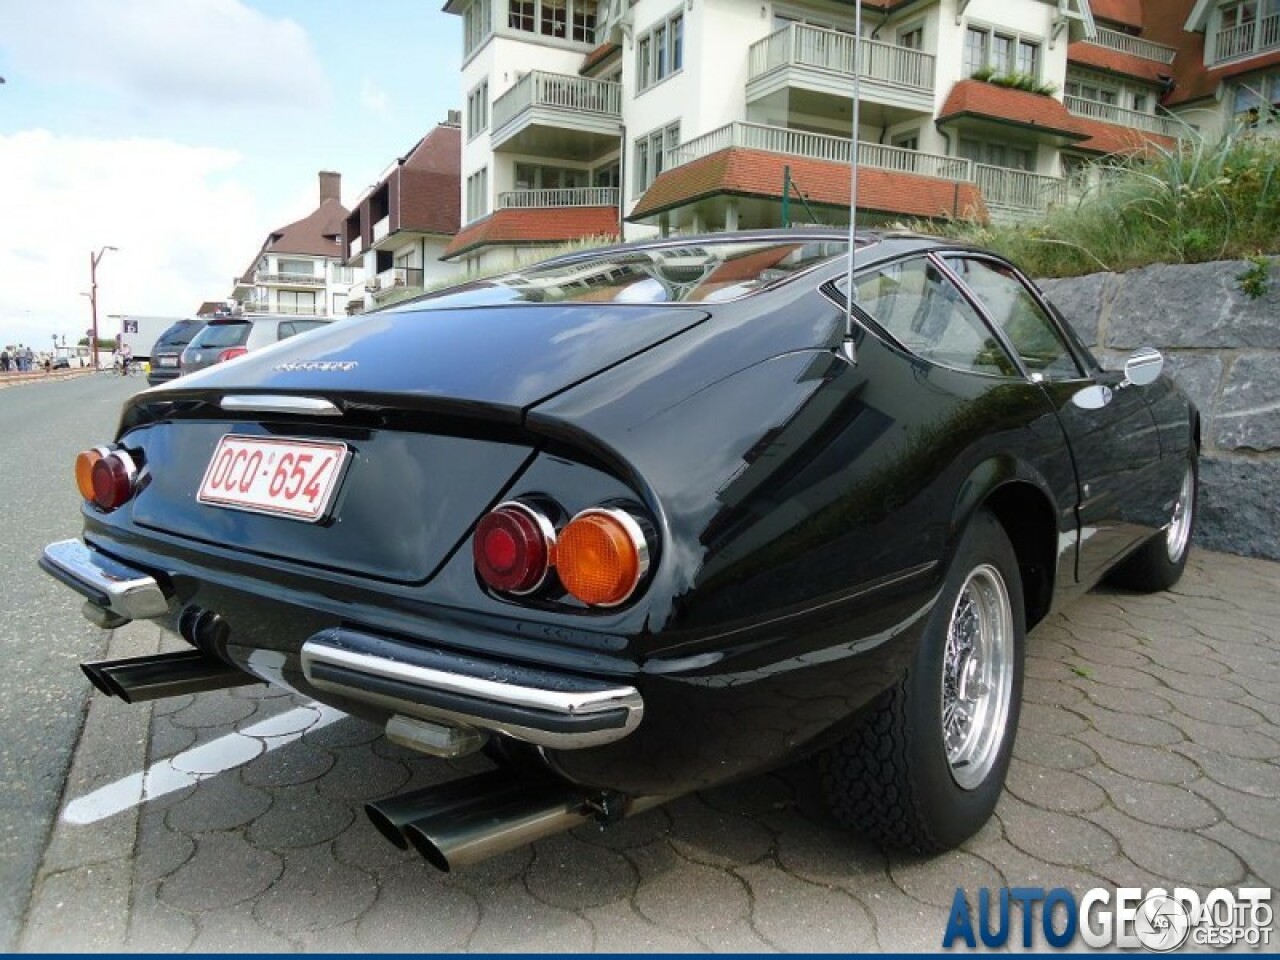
left=42, top=230, right=1199, bottom=872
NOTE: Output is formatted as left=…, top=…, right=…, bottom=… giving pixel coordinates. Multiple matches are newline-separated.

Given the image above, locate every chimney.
left=445, top=109, right=462, bottom=127
left=319, top=170, right=341, bottom=205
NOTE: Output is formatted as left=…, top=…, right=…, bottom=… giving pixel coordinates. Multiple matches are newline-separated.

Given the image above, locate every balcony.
left=1064, top=96, right=1184, bottom=138
left=497, top=187, right=620, bottom=209
left=1086, top=26, right=1177, bottom=64
left=372, top=216, right=390, bottom=244
left=663, top=121, right=1067, bottom=216
left=255, top=271, right=325, bottom=288
left=370, top=267, right=425, bottom=301
left=347, top=235, right=364, bottom=262
left=242, top=302, right=329, bottom=316
left=490, top=71, right=623, bottom=162
left=747, top=24, right=936, bottom=122
left=1214, top=13, right=1280, bottom=63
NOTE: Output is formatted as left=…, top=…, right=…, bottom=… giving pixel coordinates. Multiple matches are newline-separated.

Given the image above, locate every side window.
left=852, top=257, right=1017, bottom=377
left=945, top=257, right=1083, bottom=379
left=277, top=322, right=297, bottom=341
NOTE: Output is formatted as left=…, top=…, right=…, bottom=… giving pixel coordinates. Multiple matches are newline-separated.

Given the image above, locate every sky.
left=0, top=0, right=461, bottom=350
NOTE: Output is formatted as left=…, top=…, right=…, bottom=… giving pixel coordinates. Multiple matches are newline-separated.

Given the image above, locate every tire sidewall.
left=906, top=510, right=1026, bottom=849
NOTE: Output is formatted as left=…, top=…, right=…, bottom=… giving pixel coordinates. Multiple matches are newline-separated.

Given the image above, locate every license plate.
left=157, top=356, right=179, bottom=367
left=197, top=436, right=350, bottom=522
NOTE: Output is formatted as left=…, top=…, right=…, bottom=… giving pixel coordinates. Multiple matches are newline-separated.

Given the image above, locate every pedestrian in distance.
left=1, top=350, right=9, bottom=372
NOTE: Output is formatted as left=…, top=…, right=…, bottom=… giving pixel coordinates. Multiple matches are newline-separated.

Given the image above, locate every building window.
left=893, top=132, right=920, bottom=151
left=898, top=25, right=924, bottom=49
left=278, top=290, right=317, bottom=315
left=332, top=293, right=348, bottom=315
left=634, top=121, right=679, bottom=195
left=1132, top=92, right=1149, bottom=113
left=1232, top=70, right=1280, bottom=121
left=959, top=138, right=1033, bottom=171
left=507, top=0, right=595, bottom=42
left=466, top=167, right=489, bottom=222
left=278, top=258, right=313, bottom=277
left=515, top=163, right=589, bottom=190
left=464, top=0, right=492, bottom=56
left=1065, top=77, right=1119, bottom=105
left=467, top=80, right=489, bottom=138
left=330, top=265, right=354, bottom=284
left=636, top=9, right=684, bottom=92
left=965, top=24, right=1040, bottom=79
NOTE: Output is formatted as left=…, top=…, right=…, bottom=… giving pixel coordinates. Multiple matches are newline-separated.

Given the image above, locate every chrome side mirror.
left=1122, top=347, right=1164, bottom=388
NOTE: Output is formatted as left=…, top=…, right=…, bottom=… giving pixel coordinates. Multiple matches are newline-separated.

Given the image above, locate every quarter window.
left=945, top=257, right=1082, bottom=379
left=852, top=257, right=1016, bottom=377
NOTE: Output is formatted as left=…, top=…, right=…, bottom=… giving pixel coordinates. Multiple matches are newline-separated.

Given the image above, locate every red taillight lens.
left=217, top=347, right=248, bottom=363
left=89, top=451, right=138, bottom=511
left=472, top=502, right=553, bottom=594
left=557, top=508, right=649, bottom=607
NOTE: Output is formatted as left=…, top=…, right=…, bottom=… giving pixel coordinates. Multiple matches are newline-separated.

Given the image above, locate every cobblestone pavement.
left=20, top=550, right=1280, bottom=952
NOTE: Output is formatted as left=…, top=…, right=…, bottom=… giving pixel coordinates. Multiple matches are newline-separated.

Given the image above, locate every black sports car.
left=42, top=230, right=1198, bottom=870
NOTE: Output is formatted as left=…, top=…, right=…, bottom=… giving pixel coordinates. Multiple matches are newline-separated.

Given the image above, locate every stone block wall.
left=1039, top=259, right=1280, bottom=561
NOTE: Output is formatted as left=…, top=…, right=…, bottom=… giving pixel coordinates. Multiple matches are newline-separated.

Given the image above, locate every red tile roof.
left=938, top=80, right=1089, bottom=140
left=1068, top=40, right=1172, bottom=83
left=581, top=42, right=621, bottom=75
left=268, top=198, right=349, bottom=257
left=1069, top=116, right=1178, bottom=156
left=442, top=206, right=620, bottom=259
left=1091, top=0, right=1145, bottom=29
left=628, top=148, right=987, bottom=222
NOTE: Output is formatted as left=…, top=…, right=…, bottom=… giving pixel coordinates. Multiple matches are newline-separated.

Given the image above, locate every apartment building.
left=230, top=171, right=360, bottom=317
left=443, top=0, right=1277, bottom=267
left=342, top=117, right=465, bottom=315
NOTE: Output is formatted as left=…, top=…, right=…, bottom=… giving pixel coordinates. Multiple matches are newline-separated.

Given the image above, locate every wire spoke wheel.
left=1166, top=465, right=1194, bottom=564
left=941, top=563, right=1014, bottom=791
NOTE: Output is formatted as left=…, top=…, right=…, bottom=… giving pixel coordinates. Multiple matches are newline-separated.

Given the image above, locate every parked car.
left=179, top=315, right=329, bottom=376
left=42, top=230, right=1197, bottom=871
left=146, top=319, right=206, bottom=387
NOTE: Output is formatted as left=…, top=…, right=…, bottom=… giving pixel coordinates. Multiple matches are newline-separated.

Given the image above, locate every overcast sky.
left=0, top=0, right=460, bottom=349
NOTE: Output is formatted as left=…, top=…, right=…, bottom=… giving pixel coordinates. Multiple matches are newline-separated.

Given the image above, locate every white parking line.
left=62, top=703, right=346, bottom=825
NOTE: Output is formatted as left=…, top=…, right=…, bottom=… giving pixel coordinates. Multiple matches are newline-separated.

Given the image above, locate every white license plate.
left=157, top=356, right=179, bottom=367
left=197, top=435, right=349, bottom=522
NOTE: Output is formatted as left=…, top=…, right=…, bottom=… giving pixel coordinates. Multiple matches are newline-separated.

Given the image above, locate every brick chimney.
left=319, top=170, right=341, bottom=205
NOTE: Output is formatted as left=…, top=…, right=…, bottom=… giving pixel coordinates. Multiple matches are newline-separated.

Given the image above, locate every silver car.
left=180, top=317, right=330, bottom=375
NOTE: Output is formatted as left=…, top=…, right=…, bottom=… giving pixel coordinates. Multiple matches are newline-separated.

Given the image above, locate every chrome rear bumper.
left=40, top=539, right=170, bottom=623
left=301, top=628, right=644, bottom=749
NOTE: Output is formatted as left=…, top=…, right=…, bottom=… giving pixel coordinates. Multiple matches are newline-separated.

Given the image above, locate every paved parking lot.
left=18, top=549, right=1280, bottom=952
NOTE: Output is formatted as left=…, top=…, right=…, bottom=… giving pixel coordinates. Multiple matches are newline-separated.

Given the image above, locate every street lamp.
left=88, top=245, right=118, bottom=368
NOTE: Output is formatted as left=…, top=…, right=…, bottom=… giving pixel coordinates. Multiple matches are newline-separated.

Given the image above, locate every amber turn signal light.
left=75, top=447, right=107, bottom=501
left=556, top=508, right=650, bottom=607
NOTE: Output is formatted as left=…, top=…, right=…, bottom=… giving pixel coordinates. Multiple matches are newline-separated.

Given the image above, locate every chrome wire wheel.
left=941, top=564, right=1014, bottom=791
left=1166, top=466, right=1194, bottom=564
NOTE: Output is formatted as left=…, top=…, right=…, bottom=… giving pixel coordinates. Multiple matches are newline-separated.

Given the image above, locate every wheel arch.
left=951, top=459, right=1062, bottom=633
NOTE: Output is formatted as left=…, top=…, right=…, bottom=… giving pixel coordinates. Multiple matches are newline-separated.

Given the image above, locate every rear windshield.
left=402, top=239, right=854, bottom=310
left=193, top=323, right=250, bottom=349
left=156, top=322, right=203, bottom=348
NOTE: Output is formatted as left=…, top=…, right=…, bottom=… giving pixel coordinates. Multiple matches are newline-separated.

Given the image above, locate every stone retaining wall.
left=1039, top=259, right=1280, bottom=561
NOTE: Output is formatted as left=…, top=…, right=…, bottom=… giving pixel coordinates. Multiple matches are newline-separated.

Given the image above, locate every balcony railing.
left=243, top=302, right=328, bottom=316
left=1065, top=96, right=1185, bottom=138
left=491, top=71, right=623, bottom=132
left=1214, top=13, right=1280, bottom=62
left=371, top=267, right=425, bottom=295
left=1088, top=26, right=1177, bottom=64
left=348, top=236, right=364, bottom=260
left=974, top=164, right=1069, bottom=211
left=498, top=187, right=621, bottom=209
left=663, top=121, right=1067, bottom=213
left=748, top=23, right=935, bottom=93
left=255, top=272, right=325, bottom=287
left=372, top=216, right=390, bottom=243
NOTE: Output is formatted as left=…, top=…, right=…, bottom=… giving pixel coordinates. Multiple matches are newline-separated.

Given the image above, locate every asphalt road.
left=0, top=373, right=141, bottom=949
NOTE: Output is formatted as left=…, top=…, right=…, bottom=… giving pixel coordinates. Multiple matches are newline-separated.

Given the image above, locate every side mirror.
left=1123, top=347, right=1163, bottom=388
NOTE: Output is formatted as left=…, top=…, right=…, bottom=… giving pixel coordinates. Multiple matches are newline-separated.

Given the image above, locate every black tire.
left=1108, top=456, right=1197, bottom=593
left=819, top=509, right=1025, bottom=854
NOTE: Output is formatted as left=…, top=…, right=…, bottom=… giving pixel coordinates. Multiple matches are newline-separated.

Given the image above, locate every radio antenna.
left=841, top=0, right=864, bottom=363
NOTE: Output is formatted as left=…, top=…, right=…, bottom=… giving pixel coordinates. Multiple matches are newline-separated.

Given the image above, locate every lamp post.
left=88, top=246, right=118, bottom=368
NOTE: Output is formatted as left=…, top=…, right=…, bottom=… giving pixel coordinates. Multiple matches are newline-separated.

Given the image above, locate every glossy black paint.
left=76, top=230, right=1196, bottom=799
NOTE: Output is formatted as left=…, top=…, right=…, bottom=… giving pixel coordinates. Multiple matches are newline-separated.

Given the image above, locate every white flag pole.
left=842, top=0, right=864, bottom=360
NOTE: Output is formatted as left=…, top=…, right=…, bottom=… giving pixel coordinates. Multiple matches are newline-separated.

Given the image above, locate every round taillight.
left=472, top=502, right=553, bottom=595
left=90, top=451, right=138, bottom=511
left=557, top=508, right=649, bottom=607
left=218, top=346, right=248, bottom=363
left=75, top=447, right=109, bottom=501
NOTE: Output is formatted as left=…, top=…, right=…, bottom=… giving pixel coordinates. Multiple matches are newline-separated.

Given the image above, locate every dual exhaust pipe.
left=366, top=771, right=664, bottom=872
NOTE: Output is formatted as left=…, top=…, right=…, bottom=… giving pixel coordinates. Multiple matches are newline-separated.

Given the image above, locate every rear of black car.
left=146, top=319, right=206, bottom=386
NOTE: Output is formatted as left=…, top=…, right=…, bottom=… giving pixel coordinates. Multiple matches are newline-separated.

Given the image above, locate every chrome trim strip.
left=220, top=395, right=342, bottom=417
left=41, top=539, right=170, bottom=621
left=300, top=640, right=644, bottom=749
